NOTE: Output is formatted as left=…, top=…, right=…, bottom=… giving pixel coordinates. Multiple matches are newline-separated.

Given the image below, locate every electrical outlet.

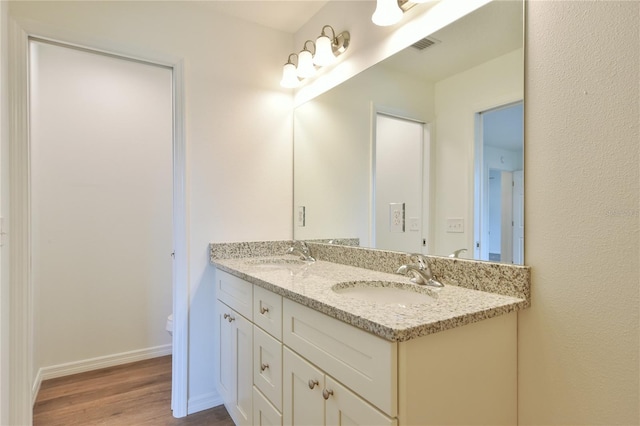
left=446, top=217, right=464, bottom=233
left=297, top=206, right=305, bottom=227
left=389, top=203, right=405, bottom=233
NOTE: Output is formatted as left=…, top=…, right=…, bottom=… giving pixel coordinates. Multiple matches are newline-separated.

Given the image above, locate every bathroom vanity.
left=211, top=243, right=529, bottom=426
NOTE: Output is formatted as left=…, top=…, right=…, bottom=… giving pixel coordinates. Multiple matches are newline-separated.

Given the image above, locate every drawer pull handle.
left=260, top=363, right=269, bottom=372
left=322, top=389, right=334, bottom=400
left=260, top=306, right=269, bottom=314
left=308, top=379, right=319, bottom=390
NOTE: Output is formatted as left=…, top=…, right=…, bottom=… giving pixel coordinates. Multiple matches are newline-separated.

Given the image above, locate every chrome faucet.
left=449, top=248, right=467, bottom=258
left=396, top=254, right=444, bottom=287
left=287, top=241, right=315, bottom=262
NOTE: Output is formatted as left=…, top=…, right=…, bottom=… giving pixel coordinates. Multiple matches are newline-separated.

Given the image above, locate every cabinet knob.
left=260, top=306, right=269, bottom=314
left=225, top=314, right=235, bottom=322
left=322, top=389, right=334, bottom=400
left=223, top=313, right=229, bottom=319
left=260, top=363, right=269, bottom=372
left=308, top=379, right=319, bottom=390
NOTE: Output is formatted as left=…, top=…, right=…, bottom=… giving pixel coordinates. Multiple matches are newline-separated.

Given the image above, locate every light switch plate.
left=297, top=206, right=305, bottom=227
left=446, top=217, right=464, bottom=233
left=409, top=217, right=420, bottom=231
left=389, top=203, right=405, bottom=233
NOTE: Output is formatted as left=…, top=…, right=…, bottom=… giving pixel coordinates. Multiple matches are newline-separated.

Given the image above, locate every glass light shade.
left=280, top=63, right=299, bottom=88
left=313, top=35, right=336, bottom=67
left=296, top=49, right=316, bottom=78
left=371, top=0, right=403, bottom=26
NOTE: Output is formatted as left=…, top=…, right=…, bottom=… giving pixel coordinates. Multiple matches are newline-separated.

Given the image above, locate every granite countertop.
left=213, top=255, right=527, bottom=342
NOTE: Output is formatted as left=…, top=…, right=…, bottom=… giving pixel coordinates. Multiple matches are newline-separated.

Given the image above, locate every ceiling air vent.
left=411, top=37, right=440, bottom=51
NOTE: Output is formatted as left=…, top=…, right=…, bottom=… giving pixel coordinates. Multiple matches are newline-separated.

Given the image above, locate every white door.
left=512, top=170, right=524, bottom=264
left=500, top=171, right=514, bottom=264
left=30, top=39, right=173, bottom=369
left=374, top=114, right=426, bottom=253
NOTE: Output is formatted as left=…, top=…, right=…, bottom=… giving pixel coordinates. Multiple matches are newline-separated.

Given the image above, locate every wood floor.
left=33, top=355, right=235, bottom=426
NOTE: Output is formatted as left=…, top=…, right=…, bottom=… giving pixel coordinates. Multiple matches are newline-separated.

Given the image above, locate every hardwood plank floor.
left=34, top=355, right=235, bottom=426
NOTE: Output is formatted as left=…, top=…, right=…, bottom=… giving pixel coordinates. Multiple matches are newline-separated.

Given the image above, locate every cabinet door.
left=217, top=299, right=234, bottom=406
left=254, top=387, right=283, bottom=426
left=283, top=347, right=324, bottom=426
left=217, top=299, right=253, bottom=426
left=325, top=376, right=397, bottom=426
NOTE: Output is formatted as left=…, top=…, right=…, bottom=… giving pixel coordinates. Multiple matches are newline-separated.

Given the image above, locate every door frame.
left=473, top=98, right=523, bottom=261
left=6, top=18, right=189, bottom=423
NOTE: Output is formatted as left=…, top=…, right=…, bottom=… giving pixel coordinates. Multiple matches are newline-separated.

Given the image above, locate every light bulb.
left=313, top=35, right=336, bottom=67
left=372, top=0, right=403, bottom=26
left=280, top=62, right=299, bottom=88
left=296, top=49, right=316, bottom=78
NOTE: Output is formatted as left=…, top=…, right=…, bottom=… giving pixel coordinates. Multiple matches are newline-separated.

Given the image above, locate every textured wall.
left=520, top=1, right=639, bottom=424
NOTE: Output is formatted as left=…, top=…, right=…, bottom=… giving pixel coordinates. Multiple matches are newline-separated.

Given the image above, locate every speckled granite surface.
left=307, top=242, right=530, bottom=303
left=210, top=240, right=530, bottom=342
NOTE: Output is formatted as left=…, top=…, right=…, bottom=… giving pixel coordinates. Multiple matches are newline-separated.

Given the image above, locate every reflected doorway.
left=474, top=101, right=524, bottom=264
left=373, top=113, right=429, bottom=254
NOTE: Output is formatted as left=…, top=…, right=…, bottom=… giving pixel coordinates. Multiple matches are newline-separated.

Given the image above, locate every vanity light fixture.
left=280, top=25, right=351, bottom=88
left=372, top=0, right=404, bottom=26
left=372, top=0, right=437, bottom=27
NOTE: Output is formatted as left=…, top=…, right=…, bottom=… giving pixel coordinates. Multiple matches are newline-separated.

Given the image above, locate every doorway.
left=373, top=113, right=429, bottom=253
left=29, top=39, right=174, bottom=386
left=474, top=101, right=524, bottom=264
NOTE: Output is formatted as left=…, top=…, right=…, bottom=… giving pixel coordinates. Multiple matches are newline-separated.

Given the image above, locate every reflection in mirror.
left=293, top=1, right=524, bottom=263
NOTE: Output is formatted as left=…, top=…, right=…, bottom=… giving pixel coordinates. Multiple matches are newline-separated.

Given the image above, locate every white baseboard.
left=188, top=391, right=223, bottom=415
left=32, top=344, right=172, bottom=406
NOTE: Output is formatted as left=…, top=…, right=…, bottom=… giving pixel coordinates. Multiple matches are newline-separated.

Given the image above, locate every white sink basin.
left=331, top=281, right=437, bottom=305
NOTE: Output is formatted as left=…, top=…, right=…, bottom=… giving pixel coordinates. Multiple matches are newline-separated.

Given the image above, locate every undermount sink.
left=331, top=281, right=437, bottom=306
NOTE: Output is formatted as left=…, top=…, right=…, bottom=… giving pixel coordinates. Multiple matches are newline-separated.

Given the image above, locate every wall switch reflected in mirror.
left=446, top=218, right=464, bottom=233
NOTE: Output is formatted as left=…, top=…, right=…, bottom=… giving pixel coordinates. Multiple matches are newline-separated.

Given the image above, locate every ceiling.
left=380, top=1, right=523, bottom=82
left=195, top=0, right=330, bottom=33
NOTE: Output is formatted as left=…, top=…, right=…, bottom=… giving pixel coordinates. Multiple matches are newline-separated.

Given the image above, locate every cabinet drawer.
left=254, top=326, right=283, bottom=411
left=253, top=387, right=283, bottom=426
left=283, top=299, right=398, bottom=417
left=217, top=269, right=253, bottom=320
left=254, top=286, right=283, bottom=340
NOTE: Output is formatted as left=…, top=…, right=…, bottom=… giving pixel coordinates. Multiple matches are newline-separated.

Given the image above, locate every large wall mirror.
left=293, top=0, right=524, bottom=264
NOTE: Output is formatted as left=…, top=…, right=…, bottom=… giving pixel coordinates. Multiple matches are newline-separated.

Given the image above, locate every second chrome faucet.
left=287, top=240, right=315, bottom=262
left=396, top=254, right=444, bottom=288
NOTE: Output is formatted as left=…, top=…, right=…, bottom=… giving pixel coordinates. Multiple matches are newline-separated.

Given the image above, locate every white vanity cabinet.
left=216, top=268, right=517, bottom=426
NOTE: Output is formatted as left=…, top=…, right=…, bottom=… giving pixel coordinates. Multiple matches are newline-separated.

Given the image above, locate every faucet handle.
left=410, top=253, right=428, bottom=267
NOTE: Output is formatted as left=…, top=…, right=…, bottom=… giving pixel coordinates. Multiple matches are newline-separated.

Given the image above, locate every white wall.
left=9, top=0, right=293, bottom=414
left=520, top=1, right=639, bottom=424
left=30, top=40, right=173, bottom=375
left=293, top=64, right=433, bottom=246
left=433, top=48, right=523, bottom=257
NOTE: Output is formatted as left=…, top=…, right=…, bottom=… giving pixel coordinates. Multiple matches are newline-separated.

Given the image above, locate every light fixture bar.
left=280, top=24, right=351, bottom=88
